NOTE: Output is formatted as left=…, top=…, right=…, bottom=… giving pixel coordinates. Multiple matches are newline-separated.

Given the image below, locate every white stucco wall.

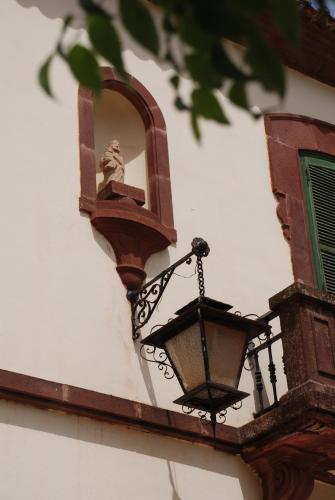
left=1, top=2, right=335, bottom=498
left=0, top=400, right=260, bottom=500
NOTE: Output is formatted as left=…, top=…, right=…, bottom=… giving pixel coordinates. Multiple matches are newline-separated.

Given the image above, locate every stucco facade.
left=1, top=1, right=335, bottom=498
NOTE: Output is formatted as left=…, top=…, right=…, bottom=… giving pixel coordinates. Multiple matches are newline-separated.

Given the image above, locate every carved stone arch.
left=78, top=67, right=177, bottom=292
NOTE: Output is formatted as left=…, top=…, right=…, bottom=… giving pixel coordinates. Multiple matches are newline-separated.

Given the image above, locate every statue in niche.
left=98, top=139, right=125, bottom=192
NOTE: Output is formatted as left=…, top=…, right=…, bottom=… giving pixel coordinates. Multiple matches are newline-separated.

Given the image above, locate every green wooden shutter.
left=300, top=151, right=335, bottom=294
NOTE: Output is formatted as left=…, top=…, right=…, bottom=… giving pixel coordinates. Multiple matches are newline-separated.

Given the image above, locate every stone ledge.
left=97, top=180, right=146, bottom=206
left=240, top=380, right=335, bottom=449
left=0, top=368, right=240, bottom=453
left=269, top=282, right=335, bottom=311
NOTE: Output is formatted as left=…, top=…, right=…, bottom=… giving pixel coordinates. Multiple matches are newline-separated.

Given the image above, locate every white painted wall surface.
left=0, top=400, right=260, bottom=500
left=0, top=5, right=334, bottom=497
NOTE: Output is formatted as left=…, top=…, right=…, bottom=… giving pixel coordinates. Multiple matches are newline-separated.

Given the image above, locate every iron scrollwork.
left=182, top=407, right=212, bottom=426
left=217, top=409, right=228, bottom=424
left=129, top=237, right=210, bottom=340
left=182, top=405, right=195, bottom=415
left=139, top=344, right=175, bottom=380
left=131, top=267, right=176, bottom=340
left=180, top=405, right=237, bottom=427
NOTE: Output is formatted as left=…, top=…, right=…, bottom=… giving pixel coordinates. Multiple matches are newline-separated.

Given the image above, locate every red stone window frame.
left=265, top=113, right=335, bottom=287
left=78, top=67, right=177, bottom=291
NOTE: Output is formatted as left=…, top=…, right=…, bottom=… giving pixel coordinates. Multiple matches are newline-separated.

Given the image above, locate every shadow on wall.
left=91, top=222, right=117, bottom=265
left=132, top=247, right=172, bottom=411
left=15, top=0, right=165, bottom=66
left=0, top=400, right=260, bottom=499
left=16, top=0, right=83, bottom=22
left=94, top=90, right=146, bottom=169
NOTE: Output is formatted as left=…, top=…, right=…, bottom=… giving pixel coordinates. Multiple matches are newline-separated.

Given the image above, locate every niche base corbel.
left=91, top=201, right=176, bottom=292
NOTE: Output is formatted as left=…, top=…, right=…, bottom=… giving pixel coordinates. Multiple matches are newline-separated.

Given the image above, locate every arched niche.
left=94, top=89, right=147, bottom=202
left=78, top=67, right=176, bottom=292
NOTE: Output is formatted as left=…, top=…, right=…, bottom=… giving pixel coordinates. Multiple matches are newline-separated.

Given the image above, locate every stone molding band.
left=0, top=367, right=239, bottom=453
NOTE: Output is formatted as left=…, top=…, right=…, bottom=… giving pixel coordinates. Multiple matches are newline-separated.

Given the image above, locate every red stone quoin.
left=264, top=113, right=335, bottom=288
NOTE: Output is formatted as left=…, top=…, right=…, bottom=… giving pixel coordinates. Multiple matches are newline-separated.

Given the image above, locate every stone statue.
left=98, top=139, right=125, bottom=191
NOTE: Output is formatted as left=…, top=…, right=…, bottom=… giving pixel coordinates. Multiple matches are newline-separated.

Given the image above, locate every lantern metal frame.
left=146, top=297, right=251, bottom=413
left=141, top=295, right=269, bottom=431
left=128, top=237, right=270, bottom=432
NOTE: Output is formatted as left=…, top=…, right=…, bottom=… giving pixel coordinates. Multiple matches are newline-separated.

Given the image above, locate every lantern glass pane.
left=165, top=323, right=205, bottom=391
left=192, top=386, right=224, bottom=400
left=205, top=320, right=248, bottom=387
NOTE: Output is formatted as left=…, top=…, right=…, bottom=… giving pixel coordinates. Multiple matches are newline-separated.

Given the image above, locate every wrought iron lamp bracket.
left=128, top=237, right=210, bottom=340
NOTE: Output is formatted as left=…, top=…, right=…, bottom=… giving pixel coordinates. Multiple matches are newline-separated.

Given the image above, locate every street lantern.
left=141, top=296, right=268, bottom=431
left=129, top=237, right=269, bottom=433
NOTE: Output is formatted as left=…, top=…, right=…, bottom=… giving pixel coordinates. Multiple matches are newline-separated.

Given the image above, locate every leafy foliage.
left=38, top=56, right=54, bottom=98
left=192, top=88, right=229, bottom=124
left=87, top=14, right=126, bottom=78
left=120, top=0, right=160, bottom=55
left=67, top=45, right=102, bottom=95
left=39, top=0, right=333, bottom=139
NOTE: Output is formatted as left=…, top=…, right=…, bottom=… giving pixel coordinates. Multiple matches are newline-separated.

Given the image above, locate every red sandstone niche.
left=78, top=68, right=176, bottom=291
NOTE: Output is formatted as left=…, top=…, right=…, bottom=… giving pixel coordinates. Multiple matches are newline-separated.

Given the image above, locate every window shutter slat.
left=301, top=153, right=335, bottom=294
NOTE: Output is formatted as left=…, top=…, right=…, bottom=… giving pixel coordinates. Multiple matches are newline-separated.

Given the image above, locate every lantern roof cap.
left=141, top=296, right=270, bottom=348
left=176, top=296, right=232, bottom=315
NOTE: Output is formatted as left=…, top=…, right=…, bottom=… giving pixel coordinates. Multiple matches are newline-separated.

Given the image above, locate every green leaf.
left=38, top=55, right=54, bottom=98
left=211, top=44, right=248, bottom=81
left=192, top=88, right=229, bottom=124
left=170, top=74, right=180, bottom=90
left=225, top=0, right=268, bottom=15
left=191, top=112, right=201, bottom=141
left=163, top=15, right=175, bottom=34
left=119, top=0, right=160, bottom=55
left=178, top=14, right=213, bottom=50
left=229, top=82, right=249, bottom=110
left=87, top=15, right=126, bottom=77
left=193, top=2, right=233, bottom=38
left=185, top=52, right=222, bottom=89
left=174, top=96, right=188, bottom=111
left=245, top=29, right=286, bottom=96
left=164, top=50, right=180, bottom=71
left=67, top=45, right=102, bottom=95
left=270, top=0, right=300, bottom=45
left=61, top=15, right=73, bottom=34
left=79, top=0, right=107, bottom=16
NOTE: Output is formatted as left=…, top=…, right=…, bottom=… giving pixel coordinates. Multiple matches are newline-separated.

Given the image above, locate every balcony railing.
left=245, top=310, right=284, bottom=417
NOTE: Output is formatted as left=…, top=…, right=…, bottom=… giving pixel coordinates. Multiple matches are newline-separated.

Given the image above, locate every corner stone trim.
left=264, top=113, right=335, bottom=288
